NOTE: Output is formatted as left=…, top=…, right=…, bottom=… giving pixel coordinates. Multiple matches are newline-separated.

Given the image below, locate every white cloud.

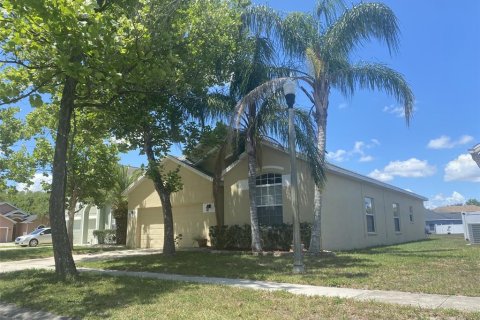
left=16, top=173, right=52, bottom=192
left=338, top=103, right=348, bottom=109
left=368, top=169, right=394, bottom=182
left=368, top=158, right=436, bottom=182
left=458, top=135, right=474, bottom=145
left=328, top=139, right=379, bottom=163
left=425, top=191, right=466, bottom=209
left=383, top=105, right=406, bottom=117
left=427, top=135, right=474, bottom=149
left=326, top=149, right=347, bottom=162
left=359, top=155, right=374, bottom=162
left=444, top=153, right=480, bottom=182
left=383, top=104, right=418, bottom=118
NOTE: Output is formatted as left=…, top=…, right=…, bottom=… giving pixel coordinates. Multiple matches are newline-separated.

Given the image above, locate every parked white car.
left=15, top=227, right=52, bottom=247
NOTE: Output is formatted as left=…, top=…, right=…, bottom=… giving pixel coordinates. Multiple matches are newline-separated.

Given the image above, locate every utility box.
left=462, top=212, right=480, bottom=244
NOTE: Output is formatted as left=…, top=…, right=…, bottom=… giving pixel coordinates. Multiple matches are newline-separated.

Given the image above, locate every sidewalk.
left=79, top=268, right=480, bottom=313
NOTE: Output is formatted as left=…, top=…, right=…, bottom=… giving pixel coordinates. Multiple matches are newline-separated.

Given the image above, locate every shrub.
left=93, top=229, right=116, bottom=245
left=209, top=223, right=312, bottom=251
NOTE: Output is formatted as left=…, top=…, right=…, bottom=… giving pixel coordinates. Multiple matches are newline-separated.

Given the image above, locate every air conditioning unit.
left=462, top=212, right=480, bottom=244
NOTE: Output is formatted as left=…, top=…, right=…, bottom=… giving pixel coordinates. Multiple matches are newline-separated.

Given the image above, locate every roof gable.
left=123, top=155, right=213, bottom=196
left=222, top=142, right=427, bottom=201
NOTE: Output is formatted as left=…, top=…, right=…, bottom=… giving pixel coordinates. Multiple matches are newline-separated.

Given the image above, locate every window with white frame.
left=256, top=173, right=283, bottom=225
left=409, top=206, right=414, bottom=223
left=393, top=203, right=401, bottom=232
left=364, top=197, right=376, bottom=233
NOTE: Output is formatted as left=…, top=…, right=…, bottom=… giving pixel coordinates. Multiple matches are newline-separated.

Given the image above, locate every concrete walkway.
left=1, top=250, right=480, bottom=315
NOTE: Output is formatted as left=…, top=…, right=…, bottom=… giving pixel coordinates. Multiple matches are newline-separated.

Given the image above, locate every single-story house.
left=125, top=142, right=427, bottom=251
left=65, top=204, right=115, bottom=245
left=0, top=202, right=49, bottom=242
left=425, top=210, right=463, bottom=234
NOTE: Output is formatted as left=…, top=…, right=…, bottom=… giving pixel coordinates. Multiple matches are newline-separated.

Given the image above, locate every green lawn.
left=0, top=246, right=126, bottom=262
left=0, top=270, right=478, bottom=320
left=79, top=235, right=480, bottom=296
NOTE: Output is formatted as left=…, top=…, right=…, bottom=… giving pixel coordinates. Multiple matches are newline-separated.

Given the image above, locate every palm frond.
left=332, top=62, right=414, bottom=125
left=231, top=77, right=291, bottom=129
left=242, top=5, right=284, bottom=39
left=322, top=3, right=400, bottom=58
left=280, top=12, right=318, bottom=58
left=314, top=0, right=346, bottom=27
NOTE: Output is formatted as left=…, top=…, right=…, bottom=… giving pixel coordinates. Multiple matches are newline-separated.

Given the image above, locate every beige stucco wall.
left=126, top=159, right=216, bottom=248
left=223, top=145, right=426, bottom=250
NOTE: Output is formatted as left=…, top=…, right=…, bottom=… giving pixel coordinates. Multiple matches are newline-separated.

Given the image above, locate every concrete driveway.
left=0, top=248, right=162, bottom=273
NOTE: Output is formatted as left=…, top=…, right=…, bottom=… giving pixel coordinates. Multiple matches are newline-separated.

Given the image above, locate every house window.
left=393, top=203, right=400, bottom=232
left=409, top=206, right=414, bottom=223
left=364, top=197, right=375, bottom=233
left=256, top=173, right=283, bottom=225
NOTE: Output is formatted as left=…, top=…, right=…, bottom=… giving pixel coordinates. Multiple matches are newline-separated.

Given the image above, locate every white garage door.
left=138, top=208, right=164, bottom=248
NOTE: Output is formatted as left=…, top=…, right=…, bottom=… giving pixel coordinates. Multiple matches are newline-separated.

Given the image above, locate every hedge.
left=209, top=223, right=311, bottom=251
left=93, top=229, right=116, bottom=245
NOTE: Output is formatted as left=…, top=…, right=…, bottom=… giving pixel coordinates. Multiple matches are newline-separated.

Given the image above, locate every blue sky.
left=244, top=0, right=480, bottom=208
left=10, top=1, right=480, bottom=208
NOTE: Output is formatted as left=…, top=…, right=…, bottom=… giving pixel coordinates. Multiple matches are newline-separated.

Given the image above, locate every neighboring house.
left=469, top=143, right=480, bottom=168
left=0, top=202, right=49, bottom=243
left=65, top=204, right=115, bottom=245
left=125, top=142, right=427, bottom=251
left=434, top=205, right=480, bottom=214
left=462, top=212, right=480, bottom=244
left=425, top=210, right=464, bottom=234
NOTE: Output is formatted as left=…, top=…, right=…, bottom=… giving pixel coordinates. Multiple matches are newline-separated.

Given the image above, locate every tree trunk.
left=144, top=132, right=176, bottom=255
left=212, top=143, right=226, bottom=227
left=66, top=192, right=78, bottom=249
left=49, top=75, right=78, bottom=278
left=309, top=82, right=328, bottom=255
left=114, top=201, right=128, bottom=245
left=246, top=120, right=262, bottom=252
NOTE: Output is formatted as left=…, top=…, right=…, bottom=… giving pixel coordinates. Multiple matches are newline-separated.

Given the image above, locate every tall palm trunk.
left=144, top=132, right=176, bottom=255
left=309, top=81, right=329, bottom=254
left=49, top=74, right=78, bottom=278
left=247, top=107, right=262, bottom=252
left=212, top=143, right=227, bottom=227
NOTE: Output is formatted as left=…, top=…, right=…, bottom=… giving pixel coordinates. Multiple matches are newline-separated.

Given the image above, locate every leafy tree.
left=0, top=0, right=164, bottom=277
left=108, top=0, right=241, bottom=255
left=0, top=191, right=50, bottom=216
left=466, top=199, right=480, bottom=206
left=0, top=108, right=36, bottom=190
left=246, top=0, right=414, bottom=253
left=26, top=101, right=119, bottom=247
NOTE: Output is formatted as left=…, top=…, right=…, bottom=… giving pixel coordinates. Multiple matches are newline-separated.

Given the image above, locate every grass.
left=0, top=246, right=126, bottom=262
left=0, top=270, right=478, bottom=320
left=79, top=235, right=480, bottom=296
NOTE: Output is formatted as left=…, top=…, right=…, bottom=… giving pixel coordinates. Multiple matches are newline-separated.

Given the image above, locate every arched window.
left=256, top=173, right=283, bottom=225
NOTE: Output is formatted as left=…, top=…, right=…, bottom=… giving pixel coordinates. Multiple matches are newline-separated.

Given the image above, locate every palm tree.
left=108, top=165, right=142, bottom=245
left=245, top=0, right=414, bottom=253
left=229, top=35, right=323, bottom=253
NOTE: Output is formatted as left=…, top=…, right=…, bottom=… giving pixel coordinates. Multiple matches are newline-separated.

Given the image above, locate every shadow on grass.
left=79, top=251, right=378, bottom=283
left=0, top=269, right=195, bottom=319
